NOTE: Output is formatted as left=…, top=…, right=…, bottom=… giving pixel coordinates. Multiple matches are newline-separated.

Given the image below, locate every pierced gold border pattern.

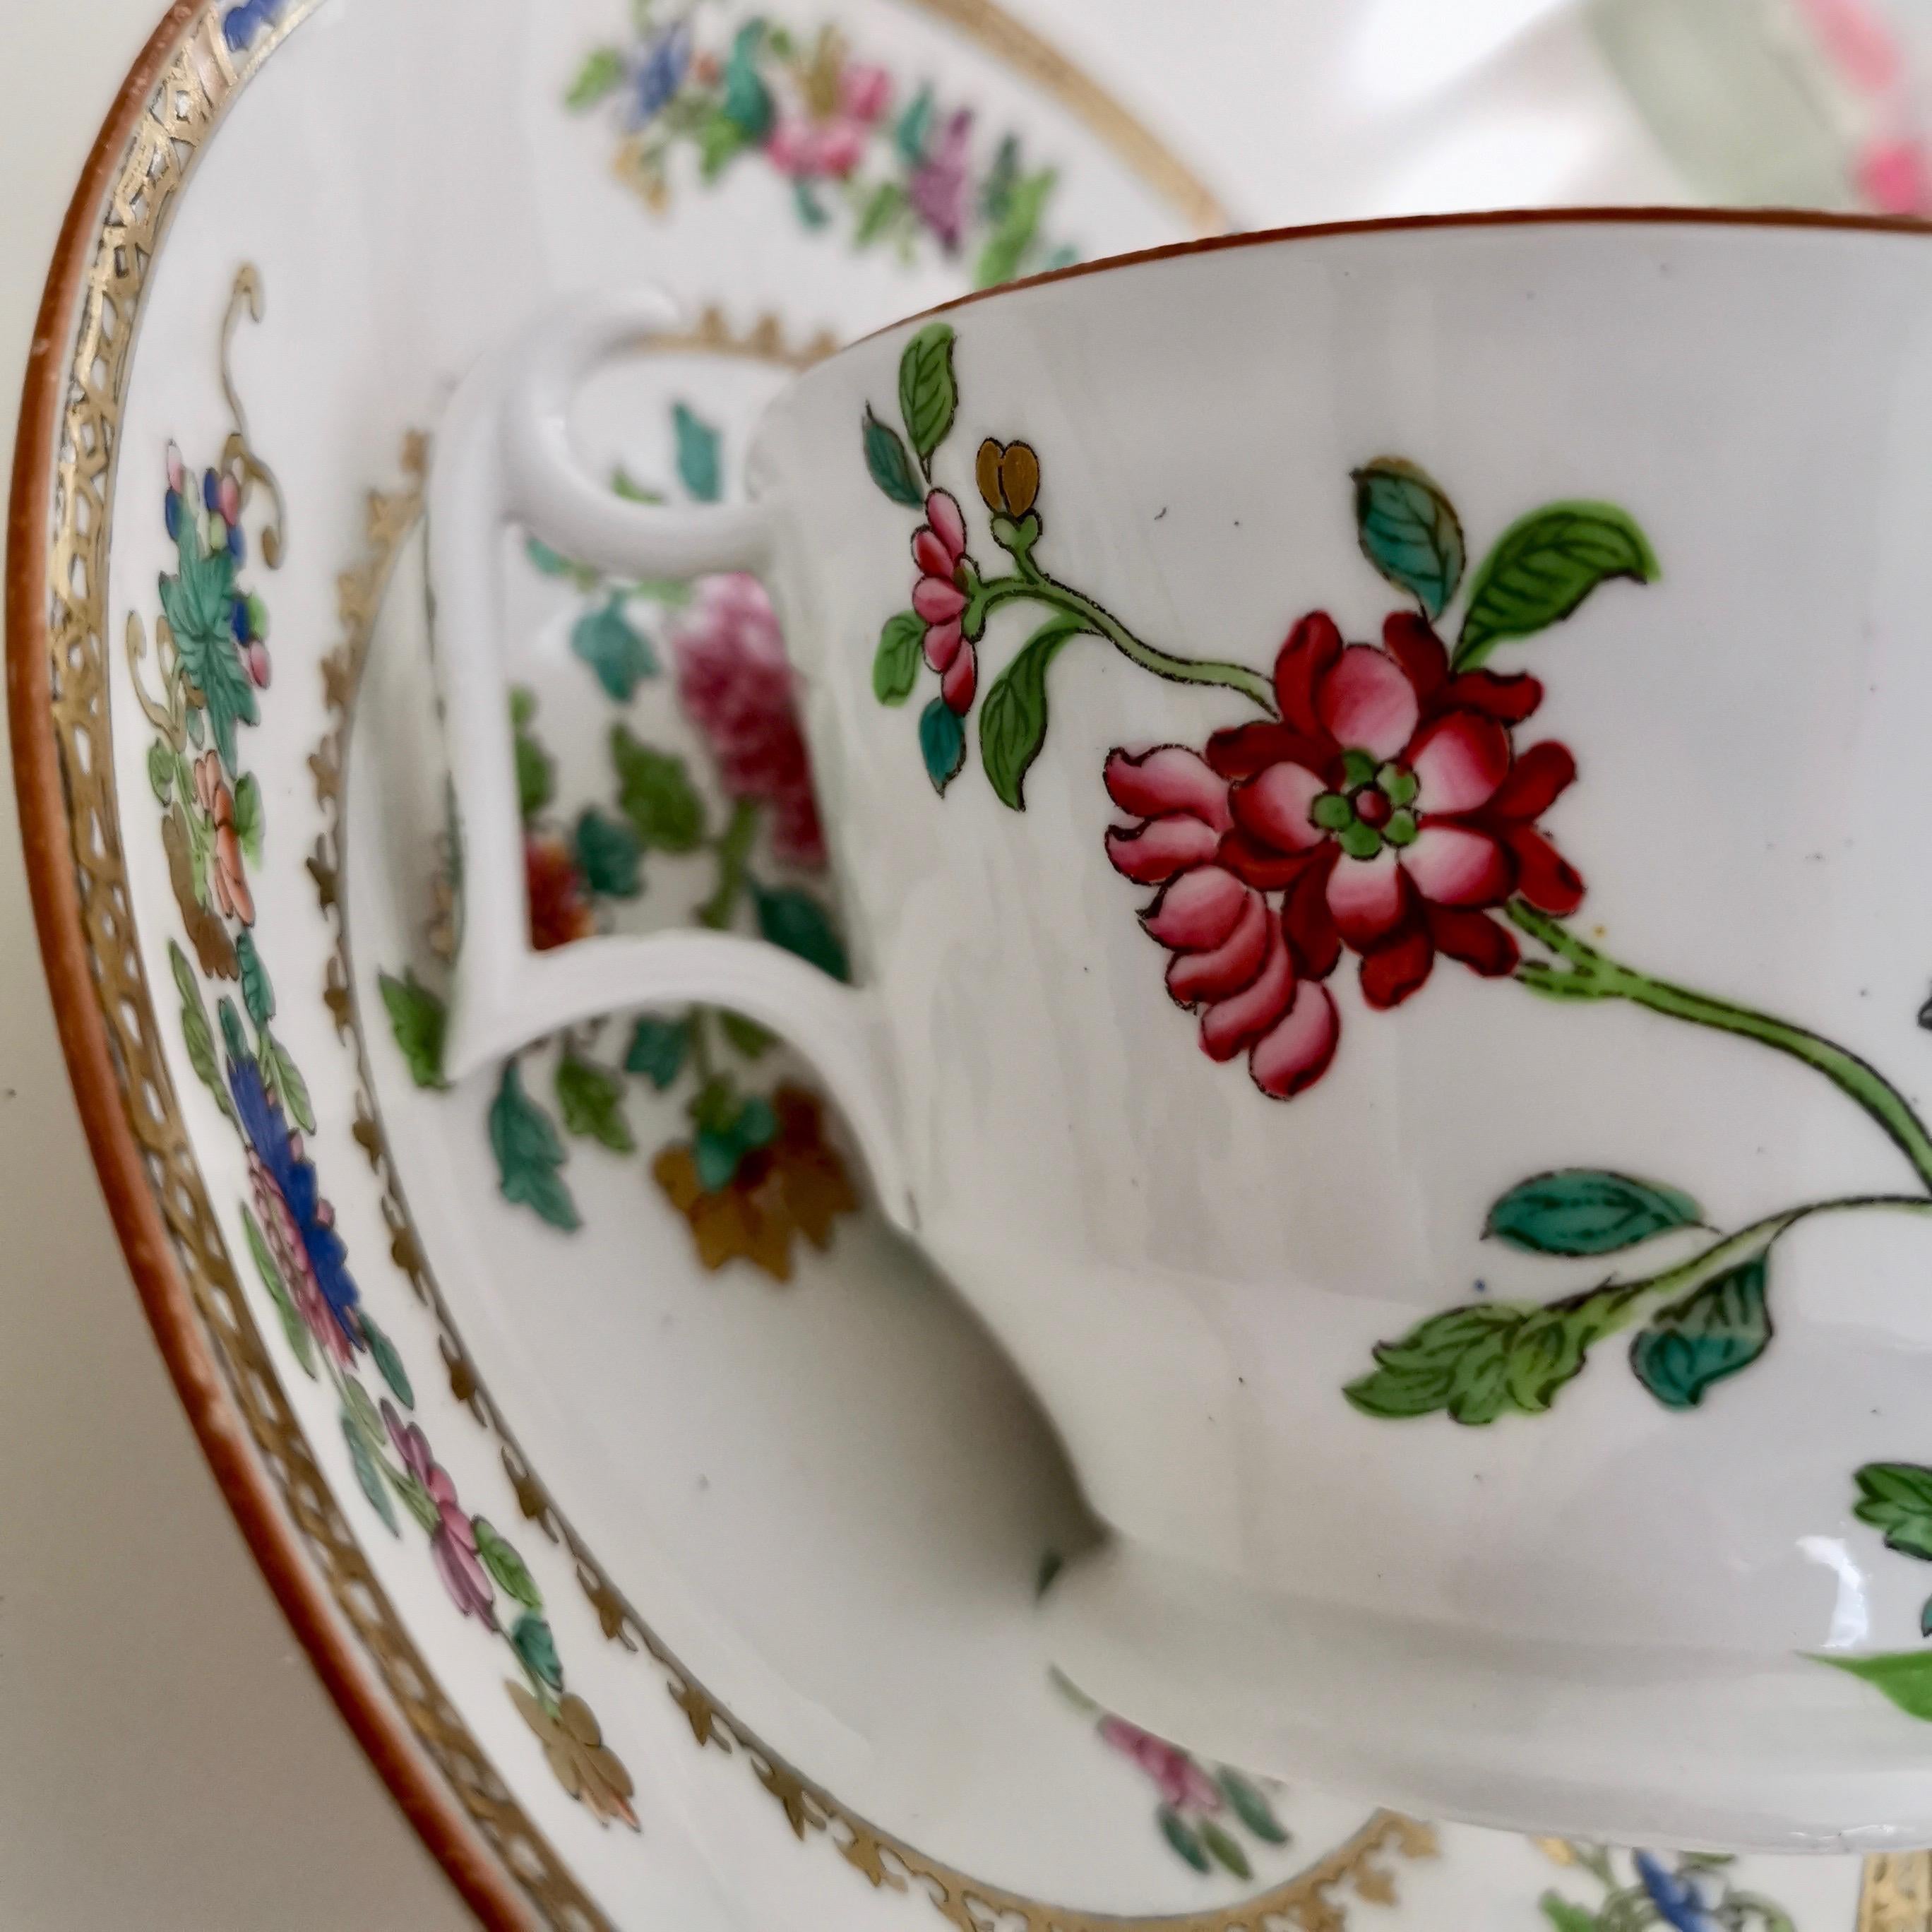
left=25, top=6, right=607, bottom=1925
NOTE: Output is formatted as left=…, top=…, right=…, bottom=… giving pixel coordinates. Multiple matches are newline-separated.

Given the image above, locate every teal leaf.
left=1539, top=1895, right=1601, bottom=1932
left=612, top=726, right=705, bottom=851
left=217, top=996, right=248, bottom=1068
left=1157, top=1805, right=1210, bottom=1874
left=525, top=536, right=600, bottom=590
left=972, top=167, right=1055, bottom=290
left=512, top=1612, right=565, bottom=1693
left=571, top=595, right=657, bottom=700
left=1352, top=458, right=1465, bottom=619
left=359, top=1310, right=414, bottom=1408
left=1198, top=1818, right=1252, bottom=1881
left=978, top=617, right=1081, bottom=810
left=160, top=520, right=256, bottom=771
left=733, top=1093, right=777, bottom=1150
left=624, top=1014, right=690, bottom=1090
left=717, top=1008, right=773, bottom=1059
left=721, top=20, right=773, bottom=139
left=232, top=770, right=264, bottom=867
left=235, top=929, right=274, bottom=1029
left=872, top=609, right=925, bottom=704
left=242, top=1203, right=314, bottom=1378
left=1629, top=1256, right=1771, bottom=1410
left=919, top=696, right=966, bottom=795
left=472, top=1517, right=544, bottom=1610
left=512, top=687, right=554, bottom=821
left=694, top=1126, right=741, bottom=1191
left=565, top=45, right=626, bottom=109
left=673, top=402, right=722, bottom=503
left=1920, top=1594, right=1932, bottom=1639
left=897, top=323, right=958, bottom=472
left=171, top=942, right=234, bottom=1121
left=1454, top=501, right=1659, bottom=669
left=1485, top=1169, right=1701, bottom=1256
left=147, top=740, right=174, bottom=804
left=489, top=1061, right=580, bottom=1230
left=792, top=179, right=830, bottom=228
left=555, top=1054, right=633, bottom=1152
left=574, top=807, right=643, bottom=899
left=264, top=1030, right=315, bottom=1134
left=863, top=407, right=923, bottom=507
left=893, top=85, right=933, bottom=163
left=184, top=703, right=205, bottom=747
left=754, top=885, right=847, bottom=982
left=1852, top=1463, right=1932, bottom=1563
left=1818, top=1647, right=1932, bottom=1722
left=342, top=1412, right=398, bottom=1534
left=1217, top=1768, right=1287, bottom=1844
left=377, top=970, right=446, bottom=1089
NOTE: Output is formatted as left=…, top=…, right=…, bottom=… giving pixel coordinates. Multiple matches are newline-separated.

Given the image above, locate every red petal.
left=1106, top=814, right=1223, bottom=884
left=1441, top=669, right=1542, bottom=722
left=1219, top=828, right=1323, bottom=892
left=914, top=576, right=966, bottom=622
left=1327, top=849, right=1408, bottom=947
left=1359, top=919, right=1435, bottom=1008
left=1272, top=612, right=1344, bottom=735
left=1485, top=740, right=1576, bottom=821
left=1102, top=746, right=1231, bottom=830
left=1507, top=825, right=1585, bottom=914
left=1426, top=903, right=1520, bottom=977
left=1143, top=866, right=1247, bottom=951
left=925, top=489, right=967, bottom=561
left=1250, top=980, right=1340, bottom=1097
left=1204, top=722, right=1337, bottom=781
left=941, top=645, right=976, bottom=711
left=1200, top=924, right=1296, bottom=1059
left=1168, top=891, right=1270, bottom=1005
left=1318, top=645, right=1420, bottom=758
left=1408, top=712, right=1510, bottom=814
left=923, top=619, right=962, bottom=671
left=1283, top=843, right=1343, bottom=978
left=912, top=527, right=953, bottom=578
left=1229, top=761, right=1329, bottom=852
left=1402, top=824, right=1513, bottom=907
left=1381, top=612, right=1448, bottom=701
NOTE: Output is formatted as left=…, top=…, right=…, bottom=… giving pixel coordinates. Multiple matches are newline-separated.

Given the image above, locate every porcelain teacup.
left=429, top=211, right=1932, bottom=1851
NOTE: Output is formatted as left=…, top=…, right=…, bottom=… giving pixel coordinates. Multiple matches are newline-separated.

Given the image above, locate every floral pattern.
left=566, top=2, right=1077, bottom=288
left=140, top=272, right=635, bottom=1829
left=860, top=320, right=1932, bottom=1727
left=1536, top=1840, right=1794, bottom=1931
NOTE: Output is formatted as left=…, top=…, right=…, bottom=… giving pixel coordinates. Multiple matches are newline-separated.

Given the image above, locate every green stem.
left=1509, top=902, right=1932, bottom=1196
left=972, top=574, right=1278, bottom=715
left=697, top=797, right=759, bottom=931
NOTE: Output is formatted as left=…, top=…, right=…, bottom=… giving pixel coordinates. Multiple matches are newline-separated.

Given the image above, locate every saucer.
left=6, top=0, right=1922, bottom=1925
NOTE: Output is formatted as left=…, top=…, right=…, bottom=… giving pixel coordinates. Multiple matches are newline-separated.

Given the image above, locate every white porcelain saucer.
left=5, top=0, right=1916, bottom=1924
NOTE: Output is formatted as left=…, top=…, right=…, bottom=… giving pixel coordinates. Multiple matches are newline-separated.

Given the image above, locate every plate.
left=5, top=0, right=1921, bottom=1924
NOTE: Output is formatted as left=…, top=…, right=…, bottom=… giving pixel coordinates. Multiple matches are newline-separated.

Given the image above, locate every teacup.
left=429, top=212, right=1932, bottom=1851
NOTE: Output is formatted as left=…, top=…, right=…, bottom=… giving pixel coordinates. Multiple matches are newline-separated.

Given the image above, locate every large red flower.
left=1207, top=610, right=1582, bottom=1008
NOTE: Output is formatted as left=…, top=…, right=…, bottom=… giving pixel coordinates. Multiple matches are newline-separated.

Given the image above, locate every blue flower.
left=1634, top=1852, right=1722, bottom=1932
left=222, top=0, right=285, bottom=53
left=628, top=20, right=691, bottom=129
left=227, top=1050, right=360, bottom=1351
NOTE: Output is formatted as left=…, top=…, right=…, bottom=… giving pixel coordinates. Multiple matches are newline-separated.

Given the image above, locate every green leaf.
left=359, top=1311, right=414, bottom=1408
left=1454, top=501, right=1659, bottom=669
left=556, top=1054, right=633, bottom=1152
left=574, top=808, right=643, bottom=899
left=862, top=407, right=923, bottom=507
left=625, top=1013, right=690, bottom=1089
left=612, top=726, right=705, bottom=851
left=170, top=941, right=234, bottom=1121
left=232, top=771, right=263, bottom=866
left=979, top=617, right=1081, bottom=809
left=378, top=970, right=447, bottom=1090
left=610, top=465, right=663, bottom=505
left=513, top=688, right=554, bottom=821
left=919, top=697, right=966, bottom=795
left=1486, top=1169, right=1702, bottom=1256
left=717, top=1008, right=773, bottom=1059
left=721, top=20, right=773, bottom=139
left=184, top=703, right=205, bottom=747
left=235, top=929, right=274, bottom=1029
left=342, top=1412, right=398, bottom=1534
left=673, top=402, right=722, bottom=503
left=391, top=1467, right=441, bottom=1534
left=264, top=1030, right=315, bottom=1134
left=872, top=609, right=925, bottom=704
left=571, top=596, right=657, bottom=700
left=565, top=45, right=626, bottom=109
left=160, top=520, right=256, bottom=772
left=854, top=179, right=909, bottom=249
left=146, top=740, right=174, bottom=804
left=894, top=85, right=933, bottom=164
left=1629, top=1256, right=1772, bottom=1410
left=512, top=1612, right=564, bottom=1693
left=1819, top=1647, right=1932, bottom=1722
left=472, top=1517, right=544, bottom=1610
left=754, top=885, right=847, bottom=982
left=1353, top=458, right=1465, bottom=619
left=1217, top=1768, right=1287, bottom=1843
left=489, top=1061, right=579, bottom=1229
left=525, top=537, right=599, bottom=590
left=698, top=107, right=749, bottom=178
left=897, top=323, right=958, bottom=472
left=1854, top=1463, right=1932, bottom=1563
left=1539, top=1895, right=1602, bottom=1932
left=183, top=793, right=217, bottom=906
left=343, top=1374, right=384, bottom=1449
left=1197, top=1818, right=1252, bottom=1881
left=973, top=167, right=1055, bottom=290
left=1157, top=1805, right=1210, bottom=1874
left=242, top=1203, right=314, bottom=1377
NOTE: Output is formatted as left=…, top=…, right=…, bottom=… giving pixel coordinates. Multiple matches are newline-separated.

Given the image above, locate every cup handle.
left=426, top=290, right=913, bottom=1232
